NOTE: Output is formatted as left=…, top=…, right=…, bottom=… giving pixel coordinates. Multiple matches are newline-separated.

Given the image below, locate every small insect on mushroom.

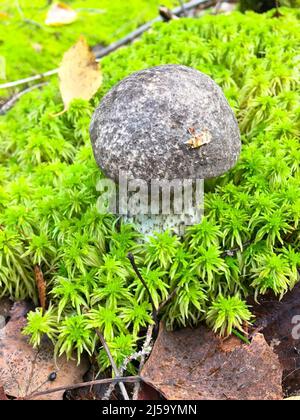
left=186, top=127, right=212, bottom=149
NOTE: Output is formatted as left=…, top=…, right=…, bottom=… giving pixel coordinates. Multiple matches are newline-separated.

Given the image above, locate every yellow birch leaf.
left=55, top=36, right=102, bottom=115
left=45, top=2, right=77, bottom=26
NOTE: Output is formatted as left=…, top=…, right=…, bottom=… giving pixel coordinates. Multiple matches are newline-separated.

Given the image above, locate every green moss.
left=1, top=7, right=300, bottom=366
left=0, top=0, right=176, bottom=85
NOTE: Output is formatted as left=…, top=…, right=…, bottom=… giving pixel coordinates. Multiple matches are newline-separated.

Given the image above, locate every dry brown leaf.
left=55, top=36, right=102, bottom=115
left=0, top=385, right=8, bottom=400
left=45, top=2, right=77, bottom=26
left=141, top=323, right=283, bottom=400
left=251, top=283, right=300, bottom=396
left=0, top=302, right=88, bottom=400
left=137, top=382, right=163, bottom=400
left=34, top=265, right=46, bottom=310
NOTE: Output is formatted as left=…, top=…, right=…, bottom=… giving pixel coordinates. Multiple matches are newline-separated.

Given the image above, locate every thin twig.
left=158, top=288, right=178, bottom=313
left=25, top=376, right=141, bottom=400
left=102, top=379, right=117, bottom=400
left=15, top=0, right=25, bottom=19
left=0, top=0, right=211, bottom=90
left=102, top=287, right=179, bottom=399
left=133, top=324, right=154, bottom=400
left=20, top=19, right=44, bottom=28
left=127, top=253, right=158, bottom=324
left=15, top=0, right=43, bottom=28
left=0, top=82, right=47, bottom=115
left=0, top=70, right=56, bottom=90
left=95, top=329, right=130, bottom=400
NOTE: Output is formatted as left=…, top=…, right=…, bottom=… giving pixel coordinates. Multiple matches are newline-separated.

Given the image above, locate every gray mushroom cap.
left=90, top=65, right=241, bottom=182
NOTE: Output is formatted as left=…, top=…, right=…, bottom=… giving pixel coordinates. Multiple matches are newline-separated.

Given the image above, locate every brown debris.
left=252, top=283, right=300, bottom=396
left=137, top=382, right=163, bottom=400
left=141, top=324, right=283, bottom=400
left=0, top=302, right=88, bottom=400
left=34, top=265, right=47, bottom=310
left=56, top=36, right=102, bottom=114
left=0, top=386, right=9, bottom=400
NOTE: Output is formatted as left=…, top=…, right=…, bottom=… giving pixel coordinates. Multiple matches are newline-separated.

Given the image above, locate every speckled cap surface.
left=90, top=65, right=241, bottom=182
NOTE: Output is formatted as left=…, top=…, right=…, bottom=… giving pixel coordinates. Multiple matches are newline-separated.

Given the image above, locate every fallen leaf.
left=34, top=265, right=47, bottom=310
left=251, top=283, right=300, bottom=397
left=0, top=302, right=88, bottom=400
left=0, top=386, right=8, bottom=400
left=137, top=382, right=163, bottom=400
left=141, top=323, right=283, bottom=400
left=45, top=2, right=77, bottom=26
left=55, top=36, right=102, bottom=115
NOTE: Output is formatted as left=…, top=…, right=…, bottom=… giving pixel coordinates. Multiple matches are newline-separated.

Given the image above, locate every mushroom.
left=90, top=65, right=241, bottom=235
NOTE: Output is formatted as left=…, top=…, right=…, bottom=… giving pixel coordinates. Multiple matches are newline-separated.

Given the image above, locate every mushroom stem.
left=124, top=210, right=201, bottom=237
left=122, top=178, right=203, bottom=236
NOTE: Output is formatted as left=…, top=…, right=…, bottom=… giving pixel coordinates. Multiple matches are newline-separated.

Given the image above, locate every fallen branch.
left=0, top=0, right=211, bottom=90
left=95, top=329, right=130, bottom=400
left=25, top=376, right=141, bottom=400
left=0, top=82, right=47, bottom=115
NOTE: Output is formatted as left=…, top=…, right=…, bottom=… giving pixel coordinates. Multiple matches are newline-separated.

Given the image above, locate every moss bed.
left=0, top=4, right=299, bottom=367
